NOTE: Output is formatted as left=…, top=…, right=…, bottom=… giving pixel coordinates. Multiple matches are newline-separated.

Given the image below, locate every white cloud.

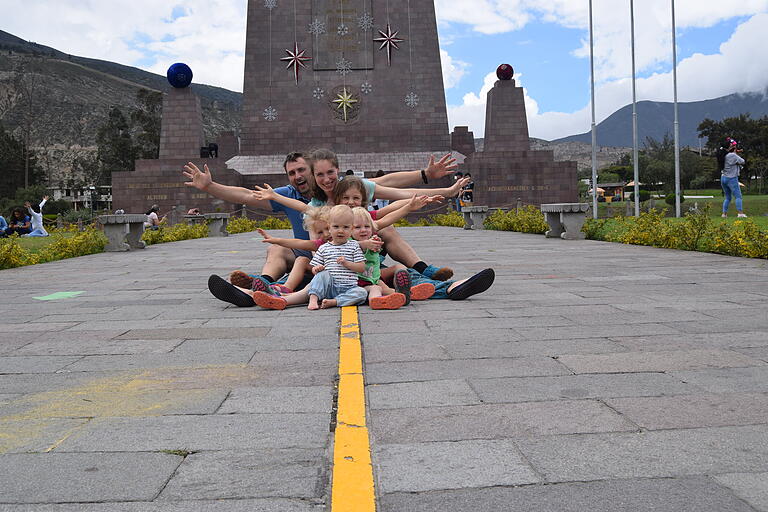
left=439, top=49, right=469, bottom=89
left=448, top=13, right=768, bottom=140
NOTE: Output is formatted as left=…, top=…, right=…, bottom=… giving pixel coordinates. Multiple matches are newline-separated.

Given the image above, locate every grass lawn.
left=16, top=233, right=74, bottom=254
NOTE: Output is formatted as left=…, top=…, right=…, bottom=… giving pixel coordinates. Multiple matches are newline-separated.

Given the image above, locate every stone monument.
left=456, top=64, right=578, bottom=207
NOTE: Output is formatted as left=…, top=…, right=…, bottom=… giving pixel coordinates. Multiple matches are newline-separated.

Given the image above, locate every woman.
left=144, top=205, right=162, bottom=230
left=2, top=207, right=31, bottom=237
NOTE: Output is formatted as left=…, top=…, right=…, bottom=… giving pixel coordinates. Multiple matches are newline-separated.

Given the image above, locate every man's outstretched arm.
left=182, top=162, right=272, bottom=210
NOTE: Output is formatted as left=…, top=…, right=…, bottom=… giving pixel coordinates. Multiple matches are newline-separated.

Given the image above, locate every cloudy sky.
left=3, top=0, right=768, bottom=140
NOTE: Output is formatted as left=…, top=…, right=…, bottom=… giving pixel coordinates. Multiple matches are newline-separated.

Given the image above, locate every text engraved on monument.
left=312, top=0, right=373, bottom=71
left=487, top=185, right=551, bottom=192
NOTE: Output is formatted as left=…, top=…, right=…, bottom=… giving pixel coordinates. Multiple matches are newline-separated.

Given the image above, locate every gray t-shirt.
left=722, top=152, right=745, bottom=178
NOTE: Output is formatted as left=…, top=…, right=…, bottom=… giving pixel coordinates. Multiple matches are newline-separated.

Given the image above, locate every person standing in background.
left=721, top=139, right=747, bottom=218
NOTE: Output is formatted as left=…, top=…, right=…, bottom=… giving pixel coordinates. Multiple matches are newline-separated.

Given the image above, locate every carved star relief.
left=373, top=23, right=404, bottom=66
left=280, top=41, right=312, bottom=84
left=332, top=87, right=358, bottom=122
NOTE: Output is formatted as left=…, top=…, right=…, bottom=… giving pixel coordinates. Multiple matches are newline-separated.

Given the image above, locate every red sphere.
left=496, top=64, right=514, bottom=80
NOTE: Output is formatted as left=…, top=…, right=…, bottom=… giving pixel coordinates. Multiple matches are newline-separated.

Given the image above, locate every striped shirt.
left=310, top=240, right=365, bottom=288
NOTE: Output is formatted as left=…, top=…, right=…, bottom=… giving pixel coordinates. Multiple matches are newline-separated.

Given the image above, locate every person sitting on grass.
left=23, top=196, right=49, bottom=237
left=0, top=214, right=7, bottom=234
left=252, top=204, right=369, bottom=310
left=2, top=207, right=31, bottom=237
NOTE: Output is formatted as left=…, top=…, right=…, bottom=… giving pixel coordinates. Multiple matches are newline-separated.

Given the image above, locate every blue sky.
left=3, top=0, right=768, bottom=140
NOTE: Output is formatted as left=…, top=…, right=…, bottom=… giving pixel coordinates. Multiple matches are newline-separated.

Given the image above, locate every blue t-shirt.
left=0, top=216, right=7, bottom=230
left=9, top=215, right=31, bottom=228
left=270, top=185, right=310, bottom=239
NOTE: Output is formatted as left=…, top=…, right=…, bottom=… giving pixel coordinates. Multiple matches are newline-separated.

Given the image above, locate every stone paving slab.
left=157, top=449, right=326, bottom=501
left=557, top=349, right=764, bottom=374
left=379, top=477, right=758, bottom=512
left=375, top=440, right=539, bottom=493
left=605, top=392, right=768, bottom=430
left=57, top=413, right=331, bottom=452
left=516, top=425, right=768, bottom=482
left=218, top=386, right=333, bottom=414
left=367, top=379, right=481, bottom=409
left=469, top=372, right=699, bottom=403
left=0, top=452, right=182, bottom=503
left=714, top=472, right=768, bottom=512
left=0, top=499, right=322, bottom=511
left=371, top=400, right=637, bottom=444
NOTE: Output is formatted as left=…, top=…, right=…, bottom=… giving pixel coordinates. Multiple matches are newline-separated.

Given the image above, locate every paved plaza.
left=1, top=226, right=768, bottom=511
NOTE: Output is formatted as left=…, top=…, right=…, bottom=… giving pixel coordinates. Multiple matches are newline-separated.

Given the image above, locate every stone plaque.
left=312, top=0, right=374, bottom=71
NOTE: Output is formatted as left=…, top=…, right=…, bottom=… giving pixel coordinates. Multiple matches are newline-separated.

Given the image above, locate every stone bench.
left=540, top=203, right=590, bottom=240
left=204, top=213, right=230, bottom=237
left=462, top=206, right=489, bottom=230
left=97, top=214, right=147, bottom=251
left=183, top=214, right=206, bottom=226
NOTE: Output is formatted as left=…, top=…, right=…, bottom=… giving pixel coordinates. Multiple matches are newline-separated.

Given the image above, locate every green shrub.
left=62, top=209, right=96, bottom=224
left=484, top=206, right=548, bottom=234
left=227, top=216, right=260, bottom=234
left=429, top=211, right=464, bottom=227
left=629, top=190, right=651, bottom=202
left=36, top=228, right=107, bottom=262
left=0, top=236, right=37, bottom=269
left=664, top=193, right=686, bottom=206
left=257, top=216, right=292, bottom=230
left=141, top=223, right=208, bottom=245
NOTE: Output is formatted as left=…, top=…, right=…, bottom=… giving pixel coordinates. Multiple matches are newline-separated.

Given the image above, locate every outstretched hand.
left=312, top=264, right=325, bottom=275
left=449, top=176, right=470, bottom=197
left=256, top=228, right=275, bottom=243
left=182, top=162, right=212, bottom=190
left=425, top=153, right=458, bottom=180
left=252, top=183, right=276, bottom=201
left=408, top=194, right=431, bottom=211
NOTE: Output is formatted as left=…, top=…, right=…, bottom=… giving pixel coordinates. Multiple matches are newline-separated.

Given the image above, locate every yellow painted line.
left=331, top=306, right=376, bottom=512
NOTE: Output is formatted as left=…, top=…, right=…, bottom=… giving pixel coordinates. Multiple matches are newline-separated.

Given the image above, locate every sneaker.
left=447, top=268, right=495, bottom=301
left=737, top=213, right=748, bottom=218
left=229, top=270, right=254, bottom=289
left=370, top=293, right=406, bottom=310
left=252, top=290, right=287, bottom=310
left=721, top=213, right=727, bottom=218
left=411, top=282, right=435, bottom=301
left=251, top=276, right=276, bottom=294
left=422, top=264, right=454, bottom=281
left=393, top=269, right=412, bottom=306
left=208, top=275, right=255, bottom=307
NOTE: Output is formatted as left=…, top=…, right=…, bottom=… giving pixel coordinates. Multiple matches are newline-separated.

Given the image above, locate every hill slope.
left=554, top=92, right=768, bottom=147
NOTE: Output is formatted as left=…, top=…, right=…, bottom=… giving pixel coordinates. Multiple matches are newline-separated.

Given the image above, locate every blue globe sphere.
left=167, top=63, right=193, bottom=88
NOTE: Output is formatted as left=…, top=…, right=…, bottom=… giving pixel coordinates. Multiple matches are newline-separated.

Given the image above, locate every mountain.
left=554, top=91, right=768, bottom=147
left=0, top=29, right=242, bottom=184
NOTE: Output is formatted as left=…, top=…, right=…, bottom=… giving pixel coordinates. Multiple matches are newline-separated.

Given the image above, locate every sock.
left=260, top=274, right=276, bottom=283
left=412, top=261, right=428, bottom=274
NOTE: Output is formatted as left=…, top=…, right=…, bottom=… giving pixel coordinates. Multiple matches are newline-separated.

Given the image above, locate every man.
left=183, top=152, right=459, bottom=285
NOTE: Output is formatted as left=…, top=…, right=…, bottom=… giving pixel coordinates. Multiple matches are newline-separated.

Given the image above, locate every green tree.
left=0, top=123, right=40, bottom=199
left=96, top=106, right=136, bottom=181
left=131, top=89, right=162, bottom=160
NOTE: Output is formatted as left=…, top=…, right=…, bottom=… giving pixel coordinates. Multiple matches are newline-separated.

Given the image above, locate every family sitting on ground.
left=1, top=196, right=49, bottom=238
left=182, top=149, right=495, bottom=310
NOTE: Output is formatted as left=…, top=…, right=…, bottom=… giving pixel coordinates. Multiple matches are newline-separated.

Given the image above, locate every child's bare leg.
left=284, top=256, right=310, bottom=292
left=320, top=298, right=337, bottom=309
left=376, top=280, right=396, bottom=295
left=283, top=288, right=310, bottom=306
left=366, top=284, right=383, bottom=300
left=308, top=294, right=321, bottom=310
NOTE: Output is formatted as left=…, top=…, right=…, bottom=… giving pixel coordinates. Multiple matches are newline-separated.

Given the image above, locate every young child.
left=230, top=206, right=332, bottom=293
left=350, top=206, right=435, bottom=306
left=252, top=205, right=370, bottom=310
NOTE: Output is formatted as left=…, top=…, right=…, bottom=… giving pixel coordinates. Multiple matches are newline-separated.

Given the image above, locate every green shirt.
left=358, top=248, right=381, bottom=284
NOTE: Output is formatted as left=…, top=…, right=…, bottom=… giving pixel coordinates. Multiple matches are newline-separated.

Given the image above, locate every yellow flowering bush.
left=257, top=216, right=292, bottom=230
left=0, top=228, right=108, bottom=270
left=0, top=236, right=37, bottom=269
left=484, top=206, right=548, bottom=234
left=142, top=223, right=208, bottom=245
left=711, top=220, right=768, bottom=258
left=429, top=210, right=464, bottom=227
left=227, top=216, right=260, bottom=234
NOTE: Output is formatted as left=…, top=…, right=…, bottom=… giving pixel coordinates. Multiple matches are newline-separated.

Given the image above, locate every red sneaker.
left=252, top=291, right=287, bottom=310
left=411, top=282, right=435, bottom=301
left=370, top=293, right=406, bottom=310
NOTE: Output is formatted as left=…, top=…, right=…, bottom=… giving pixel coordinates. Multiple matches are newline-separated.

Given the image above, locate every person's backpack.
left=715, top=147, right=727, bottom=171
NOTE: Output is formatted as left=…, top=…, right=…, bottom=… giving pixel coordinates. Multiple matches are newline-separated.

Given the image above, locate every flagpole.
left=630, top=0, right=640, bottom=217
left=672, top=0, right=681, bottom=217
left=589, top=0, right=598, bottom=219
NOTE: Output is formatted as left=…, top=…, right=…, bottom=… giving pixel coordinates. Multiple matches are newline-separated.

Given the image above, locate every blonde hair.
left=351, top=206, right=378, bottom=231
left=329, top=204, right=353, bottom=222
left=303, top=206, right=331, bottom=233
